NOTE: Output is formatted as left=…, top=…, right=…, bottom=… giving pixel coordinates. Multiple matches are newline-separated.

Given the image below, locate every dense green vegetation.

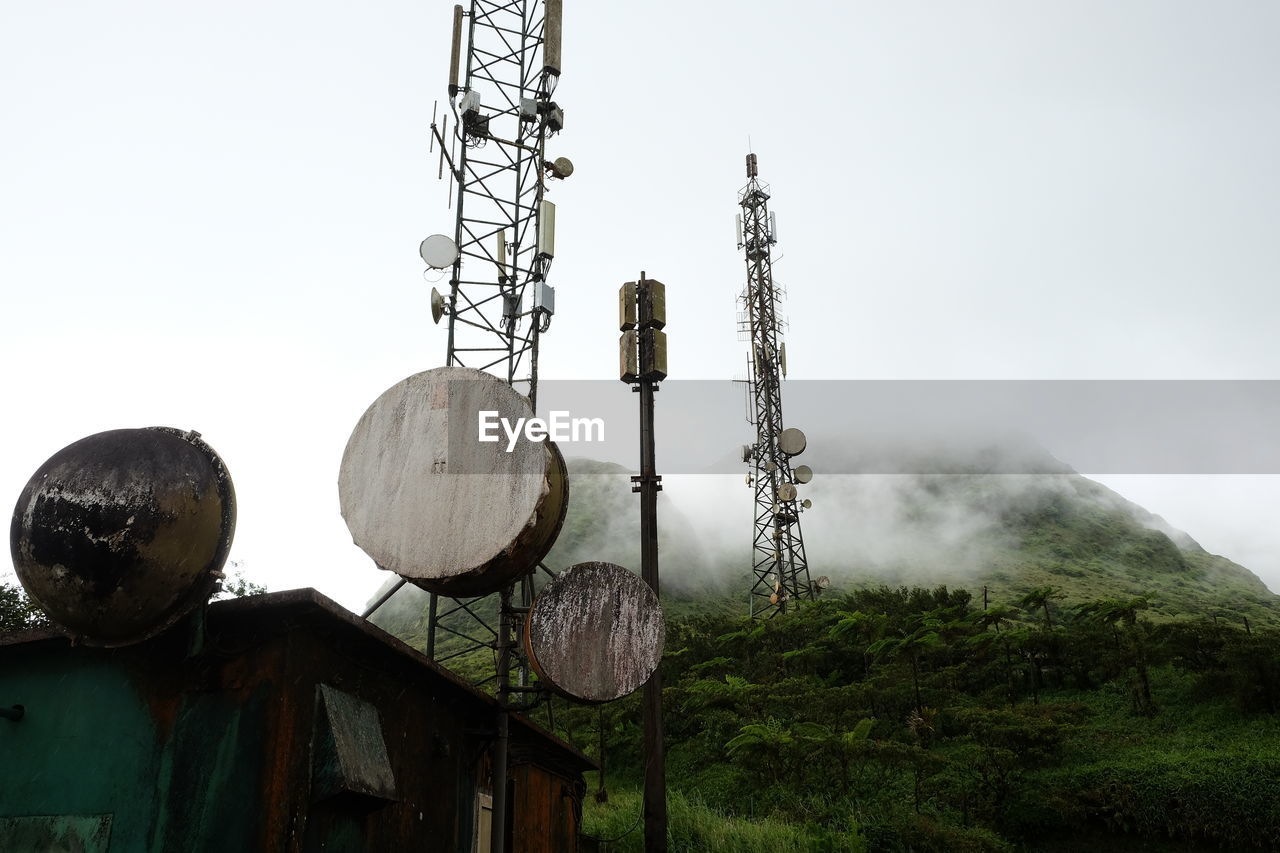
left=362, top=460, right=1280, bottom=850
left=0, top=582, right=49, bottom=633
left=557, top=585, right=1280, bottom=851
left=965, top=474, right=1279, bottom=628
left=585, top=787, right=867, bottom=853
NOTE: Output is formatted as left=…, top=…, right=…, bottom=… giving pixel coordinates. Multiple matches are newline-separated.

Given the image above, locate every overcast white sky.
left=4, top=1, right=1280, bottom=609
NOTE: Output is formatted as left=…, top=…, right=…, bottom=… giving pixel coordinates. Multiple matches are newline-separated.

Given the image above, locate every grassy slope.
left=1012, top=666, right=1280, bottom=850
left=583, top=788, right=867, bottom=853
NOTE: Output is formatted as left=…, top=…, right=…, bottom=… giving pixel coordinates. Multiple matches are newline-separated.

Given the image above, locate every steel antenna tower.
left=422, top=0, right=567, bottom=703
left=736, top=153, right=814, bottom=617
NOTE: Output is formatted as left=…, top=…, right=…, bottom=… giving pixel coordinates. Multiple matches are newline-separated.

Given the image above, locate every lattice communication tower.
left=421, top=0, right=569, bottom=705
left=736, top=153, right=815, bottom=617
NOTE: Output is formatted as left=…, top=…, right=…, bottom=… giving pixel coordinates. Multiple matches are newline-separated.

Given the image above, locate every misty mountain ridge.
left=548, top=440, right=1278, bottom=625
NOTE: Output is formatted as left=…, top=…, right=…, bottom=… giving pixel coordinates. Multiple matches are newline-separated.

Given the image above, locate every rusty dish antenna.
left=338, top=367, right=568, bottom=597
left=9, top=427, right=236, bottom=646
left=523, top=562, right=664, bottom=703
left=545, top=156, right=574, bottom=179
left=778, top=427, right=807, bottom=456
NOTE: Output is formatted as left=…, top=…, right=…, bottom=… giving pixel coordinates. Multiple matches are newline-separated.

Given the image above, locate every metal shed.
left=0, top=588, right=594, bottom=852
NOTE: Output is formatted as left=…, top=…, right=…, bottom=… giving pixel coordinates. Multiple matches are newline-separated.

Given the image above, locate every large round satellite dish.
left=10, top=427, right=236, bottom=646
left=778, top=428, right=807, bottom=456
left=776, top=482, right=798, bottom=502
left=338, top=367, right=568, bottom=597
left=793, top=465, right=813, bottom=484
left=419, top=234, right=460, bottom=269
left=524, top=562, right=664, bottom=703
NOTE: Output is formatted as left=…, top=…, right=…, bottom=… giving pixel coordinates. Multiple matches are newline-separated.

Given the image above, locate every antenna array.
left=736, top=153, right=815, bottom=617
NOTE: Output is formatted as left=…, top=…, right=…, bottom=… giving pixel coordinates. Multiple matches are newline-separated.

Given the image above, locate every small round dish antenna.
left=815, top=575, right=830, bottom=591
left=776, top=482, right=798, bottom=502
left=524, top=562, right=664, bottom=703
left=778, top=427, right=807, bottom=456
left=546, top=156, right=574, bottom=179
left=801, top=498, right=813, bottom=509
left=10, top=427, right=236, bottom=646
left=419, top=234, right=460, bottom=270
left=430, top=287, right=447, bottom=324
left=338, top=366, right=568, bottom=597
left=793, top=464, right=813, bottom=484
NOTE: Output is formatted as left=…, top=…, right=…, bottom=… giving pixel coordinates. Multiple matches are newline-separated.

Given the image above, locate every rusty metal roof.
left=0, top=587, right=596, bottom=774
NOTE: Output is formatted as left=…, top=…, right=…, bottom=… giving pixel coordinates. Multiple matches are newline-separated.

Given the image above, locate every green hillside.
left=570, top=585, right=1280, bottom=851
left=365, top=456, right=1280, bottom=850
left=543, top=458, right=1279, bottom=626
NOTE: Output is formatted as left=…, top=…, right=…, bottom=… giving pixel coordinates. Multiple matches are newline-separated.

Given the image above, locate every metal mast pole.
left=622, top=272, right=669, bottom=853
left=737, top=153, right=813, bottom=618
left=638, top=275, right=667, bottom=853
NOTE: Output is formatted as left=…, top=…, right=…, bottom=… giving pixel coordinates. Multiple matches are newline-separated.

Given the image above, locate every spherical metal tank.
left=10, top=427, right=236, bottom=646
left=338, top=367, right=569, bottom=597
left=523, top=562, right=664, bottom=703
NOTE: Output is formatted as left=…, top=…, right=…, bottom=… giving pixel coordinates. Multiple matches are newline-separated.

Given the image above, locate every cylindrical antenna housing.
left=746, top=152, right=758, bottom=178
left=543, top=0, right=563, bottom=76
left=448, top=5, right=464, bottom=96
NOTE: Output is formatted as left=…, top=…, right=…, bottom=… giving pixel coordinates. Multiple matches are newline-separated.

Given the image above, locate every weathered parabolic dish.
left=338, top=367, right=568, bottom=597
left=778, top=427, right=807, bottom=456
left=524, top=562, right=664, bottom=703
left=10, top=427, right=236, bottom=646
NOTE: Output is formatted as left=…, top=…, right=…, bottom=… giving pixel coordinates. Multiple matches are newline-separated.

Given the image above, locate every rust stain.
left=10, top=427, right=235, bottom=647
left=525, top=562, right=664, bottom=703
